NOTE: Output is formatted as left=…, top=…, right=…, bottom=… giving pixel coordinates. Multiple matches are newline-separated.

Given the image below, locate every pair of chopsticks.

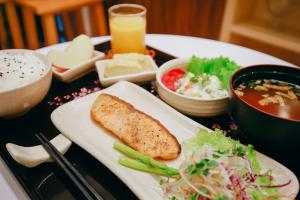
left=35, top=132, right=104, bottom=200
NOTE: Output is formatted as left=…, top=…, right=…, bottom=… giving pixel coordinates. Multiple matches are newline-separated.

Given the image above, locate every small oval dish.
left=52, top=50, right=105, bottom=83
left=156, top=58, right=229, bottom=117
left=95, top=55, right=158, bottom=86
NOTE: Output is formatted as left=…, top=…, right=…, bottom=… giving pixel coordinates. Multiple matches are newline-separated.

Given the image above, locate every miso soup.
left=235, top=79, right=300, bottom=121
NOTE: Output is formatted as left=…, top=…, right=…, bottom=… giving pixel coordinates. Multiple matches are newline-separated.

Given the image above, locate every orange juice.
left=110, top=16, right=146, bottom=54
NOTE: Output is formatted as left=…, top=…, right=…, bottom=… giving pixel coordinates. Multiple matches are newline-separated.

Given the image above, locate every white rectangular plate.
left=51, top=81, right=299, bottom=200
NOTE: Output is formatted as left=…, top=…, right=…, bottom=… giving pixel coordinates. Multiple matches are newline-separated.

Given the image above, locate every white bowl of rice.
left=0, top=49, right=52, bottom=117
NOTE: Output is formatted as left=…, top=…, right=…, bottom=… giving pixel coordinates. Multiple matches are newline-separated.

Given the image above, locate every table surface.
left=0, top=34, right=295, bottom=199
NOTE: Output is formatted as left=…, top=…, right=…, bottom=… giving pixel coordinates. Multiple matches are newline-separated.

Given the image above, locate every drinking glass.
left=108, top=4, right=146, bottom=54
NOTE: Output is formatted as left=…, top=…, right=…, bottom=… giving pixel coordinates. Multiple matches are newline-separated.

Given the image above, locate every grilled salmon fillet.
left=91, top=93, right=180, bottom=160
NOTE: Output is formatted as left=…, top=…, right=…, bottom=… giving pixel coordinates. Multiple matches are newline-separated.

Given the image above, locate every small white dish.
left=95, top=55, right=158, bottom=86
left=51, top=81, right=299, bottom=200
left=156, top=58, right=229, bottom=117
left=52, top=50, right=105, bottom=83
left=6, top=134, right=72, bottom=168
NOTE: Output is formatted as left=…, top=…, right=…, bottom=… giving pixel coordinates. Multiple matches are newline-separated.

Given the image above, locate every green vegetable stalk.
left=114, top=141, right=179, bottom=177
left=118, top=157, right=179, bottom=177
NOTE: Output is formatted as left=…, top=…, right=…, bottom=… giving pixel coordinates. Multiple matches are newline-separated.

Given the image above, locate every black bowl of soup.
left=230, top=64, right=300, bottom=150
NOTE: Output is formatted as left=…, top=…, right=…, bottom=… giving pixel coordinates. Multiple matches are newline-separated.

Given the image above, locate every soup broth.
left=235, top=79, right=300, bottom=121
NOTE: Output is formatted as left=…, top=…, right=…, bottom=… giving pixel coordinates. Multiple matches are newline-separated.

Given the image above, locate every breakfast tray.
left=0, top=41, right=298, bottom=200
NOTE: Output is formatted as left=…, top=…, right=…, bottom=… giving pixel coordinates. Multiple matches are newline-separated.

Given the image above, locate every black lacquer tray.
left=0, top=41, right=299, bottom=200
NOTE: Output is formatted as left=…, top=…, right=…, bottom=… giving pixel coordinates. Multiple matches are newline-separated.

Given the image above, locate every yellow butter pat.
left=104, top=59, right=145, bottom=77
left=113, top=53, right=148, bottom=67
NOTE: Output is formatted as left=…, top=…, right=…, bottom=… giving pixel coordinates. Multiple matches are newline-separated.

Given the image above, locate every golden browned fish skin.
left=91, top=93, right=181, bottom=160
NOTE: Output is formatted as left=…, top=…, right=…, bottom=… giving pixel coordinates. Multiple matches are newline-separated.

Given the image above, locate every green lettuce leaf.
left=245, top=144, right=261, bottom=173
left=183, top=129, right=238, bottom=155
left=252, top=171, right=279, bottom=199
left=186, top=56, right=240, bottom=90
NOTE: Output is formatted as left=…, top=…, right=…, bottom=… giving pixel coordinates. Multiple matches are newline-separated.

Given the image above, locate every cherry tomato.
left=161, top=68, right=185, bottom=91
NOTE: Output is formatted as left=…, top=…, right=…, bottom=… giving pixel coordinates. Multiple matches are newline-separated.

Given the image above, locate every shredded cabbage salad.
left=161, top=129, right=291, bottom=200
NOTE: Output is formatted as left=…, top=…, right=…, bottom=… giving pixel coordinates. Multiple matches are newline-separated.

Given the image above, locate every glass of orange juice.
left=108, top=4, right=146, bottom=54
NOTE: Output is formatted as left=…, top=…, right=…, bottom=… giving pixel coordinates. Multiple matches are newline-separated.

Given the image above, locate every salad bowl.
left=156, top=58, right=229, bottom=117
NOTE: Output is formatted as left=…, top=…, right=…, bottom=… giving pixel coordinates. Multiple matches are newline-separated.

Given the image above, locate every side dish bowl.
left=0, top=49, right=52, bottom=117
left=96, top=55, right=158, bottom=87
left=230, top=64, right=300, bottom=149
left=156, top=58, right=229, bottom=117
left=52, top=50, right=104, bottom=83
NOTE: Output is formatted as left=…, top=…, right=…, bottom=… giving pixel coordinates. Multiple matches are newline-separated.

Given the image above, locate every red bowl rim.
left=229, top=64, right=300, bottom=123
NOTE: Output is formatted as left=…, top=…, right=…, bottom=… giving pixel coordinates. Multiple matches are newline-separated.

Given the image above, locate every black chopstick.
left=35, top=133, right=104, bottom=200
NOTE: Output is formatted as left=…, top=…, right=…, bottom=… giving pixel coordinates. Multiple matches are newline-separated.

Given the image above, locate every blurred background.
left=0, top=0, right=300, bottom=65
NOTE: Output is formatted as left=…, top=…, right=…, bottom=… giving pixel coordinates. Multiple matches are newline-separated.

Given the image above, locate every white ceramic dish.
left=6, top=134, right=72, bottom=168
left=52, top=50, right=104, bottom=83
left=0, top=49, right=52, bottom=117
left=51, top=81, right=299, bottom=200
left=156, top=58, right=229, bottom=117
left=95, top=55, right=158, bottom=86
